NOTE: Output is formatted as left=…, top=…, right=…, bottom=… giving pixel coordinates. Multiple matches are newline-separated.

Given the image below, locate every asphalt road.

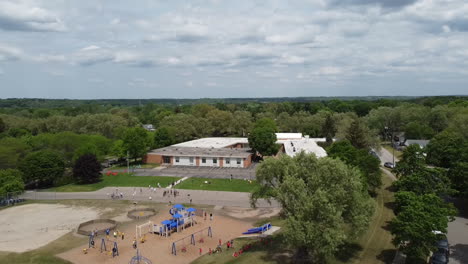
left=447, top=208, right=468, bottom=264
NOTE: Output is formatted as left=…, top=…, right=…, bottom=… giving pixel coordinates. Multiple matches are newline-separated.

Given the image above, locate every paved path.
left=377, top=147, right=399, bottom=166
left=21, top=187, right=279, bottom=208
left=447, top=209, right=468, bottom=264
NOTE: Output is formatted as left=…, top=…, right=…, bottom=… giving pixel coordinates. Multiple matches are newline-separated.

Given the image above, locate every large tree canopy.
left=327, top=140, right=381, bottom=192
left=73, top=154, right=102, bottom=184
left=122, top=127, right=152, bottom=161
left=248, top=118, right=278, bottom=157
left=153, top=127, right=175, bottom=149
left=19, top=150, right=65, bottom=187
left=426, top=129, right=468, bottom=168
left=390, top=192, right=456, bottom=260
left=251, top=153, right=374, bottom=261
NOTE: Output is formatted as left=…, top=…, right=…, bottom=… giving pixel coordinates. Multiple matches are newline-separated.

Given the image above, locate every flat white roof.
left=275, top=133, right=303, bottom=140
left=173, top=137, right=249, bottom=148
left=278, top=138, right=328, bottom=158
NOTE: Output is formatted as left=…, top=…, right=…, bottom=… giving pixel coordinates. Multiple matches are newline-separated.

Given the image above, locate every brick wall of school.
left=143, top=154, right=163, bottom=164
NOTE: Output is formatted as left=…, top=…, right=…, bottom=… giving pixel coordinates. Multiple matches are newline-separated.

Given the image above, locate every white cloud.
left=0, top=1, right=66, bottom=32
left=0, top=44, right=23, bottom=61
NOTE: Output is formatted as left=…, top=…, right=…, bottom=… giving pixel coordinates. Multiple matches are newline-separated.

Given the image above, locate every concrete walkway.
left=21, top=187, right=279, bottom=208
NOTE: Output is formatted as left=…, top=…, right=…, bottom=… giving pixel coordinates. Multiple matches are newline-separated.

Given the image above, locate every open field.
left=50, top=173, right=180, bottom=192
left=176, top=177, right=260, bottom=193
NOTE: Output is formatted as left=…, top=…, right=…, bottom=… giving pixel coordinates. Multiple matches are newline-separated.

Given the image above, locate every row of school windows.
left=172, top=157, right=242, bottom=164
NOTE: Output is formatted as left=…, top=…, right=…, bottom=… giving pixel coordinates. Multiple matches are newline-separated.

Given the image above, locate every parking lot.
left=133, top=164, right=257, bottom=180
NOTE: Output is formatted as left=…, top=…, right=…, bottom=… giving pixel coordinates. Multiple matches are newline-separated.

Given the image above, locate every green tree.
left=111, top=139, right=126, bottom=159
left=393, top=168, right=453, bottom=196
left=394, top=144, right=426, bottom=177
left=0, top=137, right=32, bottom=169
left=122, top=127, right=152, bottom=161
left=345, top=117, right=376, bottom=149
left=448, top=162, right=468, bottom=198
left=19, top=150, right=65, bottom=187
left=73, top=144, right=100, bottom=162
left=251, top=153, right=374, bottom=261
left=328, top=140, right=381, bottom=192
left=248, top=122, right=278, bottom=157
left=73, top=154, right=102, bottom=184
left=0, top=117, right=5, bottom=134
left=390, top=193, right=456, bottom=260
left=153, top=127, right=175, bottom=148
left=426, top=130, right=468, bottom=168
left=322, top=113, right=336, bottom=144
left=0, top=169, right=24, bottom=194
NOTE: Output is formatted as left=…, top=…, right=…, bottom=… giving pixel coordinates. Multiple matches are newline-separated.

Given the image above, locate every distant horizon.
left=1, top=95, right=467, bottom=101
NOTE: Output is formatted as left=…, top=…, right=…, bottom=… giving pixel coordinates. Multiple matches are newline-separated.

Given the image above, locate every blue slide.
left=242, top=223, right=271, bottom=235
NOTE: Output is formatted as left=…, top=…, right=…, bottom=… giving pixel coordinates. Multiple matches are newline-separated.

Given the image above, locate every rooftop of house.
left=172, top=137, right=249, bottom=148
left=404, top=139, right=430, bottom=147
left=148, top=146, right=252, bottom=158
left=278, top=138, right=328, bottom=158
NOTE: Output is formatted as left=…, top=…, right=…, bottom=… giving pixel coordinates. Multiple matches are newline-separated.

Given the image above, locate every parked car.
left=436, top=237, right=450, bottom=257
left=384, top=162, right=395, bottom=169
left=430, top=251, right=448, bottom=264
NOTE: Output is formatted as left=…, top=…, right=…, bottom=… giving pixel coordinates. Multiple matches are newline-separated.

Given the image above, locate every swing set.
left=171, top=226, right=213, bottom=256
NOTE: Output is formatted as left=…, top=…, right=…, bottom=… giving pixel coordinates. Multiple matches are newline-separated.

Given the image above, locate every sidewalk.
left=21, top=187, right=280, bottom=208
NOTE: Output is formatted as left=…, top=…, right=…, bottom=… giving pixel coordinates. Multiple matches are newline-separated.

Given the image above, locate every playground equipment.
left=100, top=238, right=107, bottom=253
left=242, top=223, right=272, bottom=235
left=112, top=241, right=119, bottom=258
left=171, top=226, right=213, bottom=256
left=77, top=219, right=117, bottom=236
left=88, top=234, right=95, bottom=248
left=127, top=208, right=156, bottom=220
left=129, top=249, right=152, bottom=264
left=153, top=206, right=197, bottom=237
left=136, top=221, right=154, bottom=239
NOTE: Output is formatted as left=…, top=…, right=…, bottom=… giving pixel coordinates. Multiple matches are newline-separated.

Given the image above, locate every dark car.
left=436, top=237, right=450, bottom=257
left=384, top=162, right=395, bottom=169
left=430, top=251, right=448, bottom=264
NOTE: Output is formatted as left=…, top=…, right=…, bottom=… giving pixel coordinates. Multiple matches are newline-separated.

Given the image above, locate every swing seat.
left=198, top=238, right=204, bottom=243
left=181, top=247, right=187, bottom=252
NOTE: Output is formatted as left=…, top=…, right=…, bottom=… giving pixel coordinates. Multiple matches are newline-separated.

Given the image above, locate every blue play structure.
left=158, top=204, right=197, bottom=236
left=242, top=223, right=272, bottom=235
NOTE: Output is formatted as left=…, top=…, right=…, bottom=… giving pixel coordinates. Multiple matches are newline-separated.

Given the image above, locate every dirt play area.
left=59, top=206, right=254, bottom=264
left=0, top=204, right=99, bottom=252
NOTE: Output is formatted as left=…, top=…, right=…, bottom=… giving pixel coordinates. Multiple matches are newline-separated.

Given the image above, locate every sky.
left=0, top=0, right=467, bottom=99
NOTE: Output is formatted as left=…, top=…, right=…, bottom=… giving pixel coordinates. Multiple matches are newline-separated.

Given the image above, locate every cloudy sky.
left=0, top=0, right=467, bottom=99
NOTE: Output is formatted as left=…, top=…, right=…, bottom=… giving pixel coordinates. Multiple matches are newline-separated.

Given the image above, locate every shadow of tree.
left=376, top=249, right=397, bottom=264
left=333, top=242, right=363, bottom=262
left=384, top=201, right=396, bottom=211
left=451, top=243, right=468, bottom=263
left=381, top=220, right=392, bottom=232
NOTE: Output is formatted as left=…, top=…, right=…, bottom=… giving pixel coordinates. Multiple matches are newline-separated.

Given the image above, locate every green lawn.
left=50, top=173, right=180, bottom=192
left=176, top=177, right=260, bottom=192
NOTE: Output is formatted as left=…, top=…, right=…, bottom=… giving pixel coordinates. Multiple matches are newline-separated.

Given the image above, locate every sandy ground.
left=221, top=206, right=281, bottom=220
left=0, top=204, right=99, bottom=252
left=79, top=223, right=116, bottom=234
left=128, top=210, right=156, bottom=218
left=59, top=208, right=253, bottom=264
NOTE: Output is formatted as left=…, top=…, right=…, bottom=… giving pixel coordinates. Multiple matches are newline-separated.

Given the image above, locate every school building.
left=144, top=133, right=327, bottom=168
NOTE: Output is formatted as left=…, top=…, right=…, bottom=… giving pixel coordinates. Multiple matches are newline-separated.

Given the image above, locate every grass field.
left=176, top=177, right=260, bottom=192
left=50, top=173, right=180, bottom=192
